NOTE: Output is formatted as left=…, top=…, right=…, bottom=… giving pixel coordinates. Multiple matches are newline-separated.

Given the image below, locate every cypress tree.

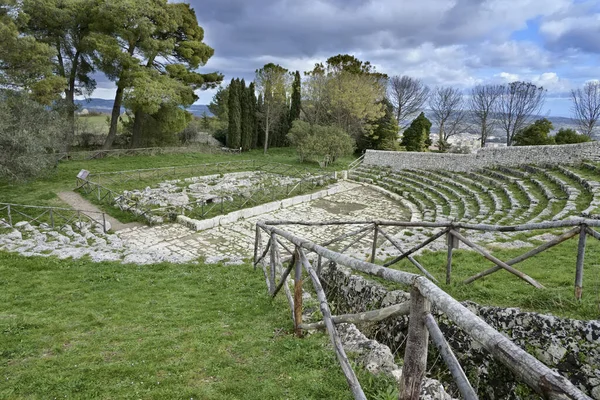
left=248, top=82, right=258, bottom=149
left=401, top=112, right=431, bottom=152
left=256, top=93, right=264, bottom=148
left=227, top=78, right=242, bottom=148
left=239, top=78, right=251, bottom=151
left=289, top=71, right=301, bottom=124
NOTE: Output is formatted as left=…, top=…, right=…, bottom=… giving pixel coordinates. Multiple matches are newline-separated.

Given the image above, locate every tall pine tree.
left=227, top=78, right=241, bottom=148
left=256, top=92, right=264, bottom=148
left=240, top=78, right=252, bottom=151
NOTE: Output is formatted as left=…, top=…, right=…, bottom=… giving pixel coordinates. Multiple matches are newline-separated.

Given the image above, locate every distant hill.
left=74, top=98, right=213, bottom=117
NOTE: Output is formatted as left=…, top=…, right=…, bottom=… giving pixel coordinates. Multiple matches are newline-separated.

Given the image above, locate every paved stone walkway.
left=58, top=191, right=142, bottom=231
left=117, top=182, right=412, bottom=264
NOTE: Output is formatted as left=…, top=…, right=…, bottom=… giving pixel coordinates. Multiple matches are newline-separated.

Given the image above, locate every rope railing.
left=254, top=220, right=593, bottom=400
left=0, top=202, right=108, bottom=233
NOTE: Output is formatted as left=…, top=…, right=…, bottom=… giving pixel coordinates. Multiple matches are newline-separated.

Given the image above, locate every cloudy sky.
left=93, top=0, right=600, bottom=117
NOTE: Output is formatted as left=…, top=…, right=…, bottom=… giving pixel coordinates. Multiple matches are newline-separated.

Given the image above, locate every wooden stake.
left=294, top=248, right=303, bottom=337
left=400, top=286, right=430, bottom=400
left=299, top=300, right=410, bottom=330
left=446, top=232, right=454, bottom=285
left=370, top=224, right=379, bottom=262
left=383, top=228, right=449, bottom=267
left=269, top=233, right=278, bottom=294
left=377, top=227, right=439, bottom=283
left=449, top=229, right=544, bottom=289
left=463, top=227, right=581, bottom=284
left=299, top=250, right=367, bottom=400
left=575, top=225, right=587, bottom=300
left=423, top=313, right=478, bottom=400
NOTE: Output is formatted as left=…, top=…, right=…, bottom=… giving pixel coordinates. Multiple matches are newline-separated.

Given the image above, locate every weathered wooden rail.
left=261, top=218, right=600, bottom=300
left=254, top=220, right=595, bottom=400
left=0, top=202, right=108, bottom=232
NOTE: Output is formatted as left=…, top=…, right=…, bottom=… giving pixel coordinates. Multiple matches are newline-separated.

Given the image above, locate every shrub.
left=287, top=120, right=355, bottom=165
left=554, top=128, right=592, bottom=145
left=0, top=90, right=67, bottom=181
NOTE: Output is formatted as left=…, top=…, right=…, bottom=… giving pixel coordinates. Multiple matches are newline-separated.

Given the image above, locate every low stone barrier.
left=320, top=263, right=600, bottom=399
left=176, top=183, right=351, bottom=231
left=363, top=141, right=600, bottom=172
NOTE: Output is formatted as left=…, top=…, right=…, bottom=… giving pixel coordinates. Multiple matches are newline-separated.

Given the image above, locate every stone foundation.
left=320, top=263, right=600, bottom=399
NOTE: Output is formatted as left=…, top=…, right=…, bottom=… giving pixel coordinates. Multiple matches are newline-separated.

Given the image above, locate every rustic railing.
left=348, top=154, right=364, bottom=170
left=84, top=160, right=315, bottom=188
left=75, top=161, right=337, bottom=224
left=52, top=144, right=224, bottom=162
left=254, top=219, right=595, bottom=400
left=0, top=202, right=108, bottom=233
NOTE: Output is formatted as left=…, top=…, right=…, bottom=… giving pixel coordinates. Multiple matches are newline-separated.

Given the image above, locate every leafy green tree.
left=255, top=63, right=290, bottom=154
left=21, top=0, right=97, bottom=138
left=208, top=85, right=229, bottom=122
left=287, top=120, right=354, bottom=165
left=92, top=0, right=220, bottom=149
left=227, top=78, right=242, bottom=148
left=361, top=98, right=399, bottom=151
left=0, top=91, right=68, bottom=181
left=401, top=112, right=432, bottom=152
left=303, top=54, right=386, bottom=143
left=554, top=128, right=592, bottom=145
left=513, top=118, right=554, bottom=146
left=0, top=1, right=65, bottom=104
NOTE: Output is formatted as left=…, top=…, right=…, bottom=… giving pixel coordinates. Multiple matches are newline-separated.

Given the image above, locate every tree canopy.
left=513, top=118, right=554, bottom=146
left=401, top=112, right=432, bottom=152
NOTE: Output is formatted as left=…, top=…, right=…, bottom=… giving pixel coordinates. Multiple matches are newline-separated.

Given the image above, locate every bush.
left=0, top=90, right=68, bottom=181
left=554, top=128, right=592, bottom=145
left=513, top=118, right=555, bottom=146
left=287, top=120, right=355, bottom=165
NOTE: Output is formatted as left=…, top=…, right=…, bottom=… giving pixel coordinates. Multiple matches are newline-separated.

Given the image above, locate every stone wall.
left=363, top=141, right=600, bottom=172
left=320, top=263, right=600, bottom=399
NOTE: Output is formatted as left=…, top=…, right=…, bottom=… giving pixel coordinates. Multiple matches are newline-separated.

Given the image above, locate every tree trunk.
left=130, top=109, right=144, bottom=148
left=102, top=84, right=125, bottom=150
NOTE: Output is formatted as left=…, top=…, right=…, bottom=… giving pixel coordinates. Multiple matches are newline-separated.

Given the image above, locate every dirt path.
left=57, top=191, right=143, bottom=232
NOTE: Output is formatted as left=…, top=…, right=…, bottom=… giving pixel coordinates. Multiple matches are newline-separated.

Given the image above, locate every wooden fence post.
left=294, top=248, right=303, bottom=337
left=269, top=232, right=278, bottom=294
left=49, top=208, right=54, bottom=229
left=371, top=223, right=378, bottom=262
left=7, top=204, right=12, bottom=226
left=400, top=286, right=430, bottom=400
left=446, top=231, right=454, bottom=285
left=575, top=225, right=587, bottom=300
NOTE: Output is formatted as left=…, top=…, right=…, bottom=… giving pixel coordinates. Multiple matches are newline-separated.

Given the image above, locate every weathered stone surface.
left=364, top=142, right=600, bottom=172
left=321, top=263, right=599, bottom=399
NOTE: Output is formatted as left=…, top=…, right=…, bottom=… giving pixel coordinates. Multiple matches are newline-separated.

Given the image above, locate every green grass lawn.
left=0, top=148, right=355, bottom=209
left=0, top=252, right=399, bottom=399
left=383, top=232, right=600, bottom=320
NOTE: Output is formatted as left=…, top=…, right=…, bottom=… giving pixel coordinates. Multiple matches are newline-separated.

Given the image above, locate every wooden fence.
left=254, top=219, right=596, bottom=399
left=52, top=144, right=225, bottom=162
left=76, top=161, right=337, bottom=223
left=0, top=203, right=108, bottom=233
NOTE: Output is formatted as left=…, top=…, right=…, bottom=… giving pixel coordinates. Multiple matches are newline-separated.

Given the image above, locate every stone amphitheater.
left=1, top=142, right=600, bottom=399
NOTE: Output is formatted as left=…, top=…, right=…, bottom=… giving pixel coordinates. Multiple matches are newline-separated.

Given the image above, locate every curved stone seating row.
left=558, top=166, right=600, bottom=219
left=382, top=175, right=448, bottom=220
left=433, top=170, right=501, bottom=222
left=389, top=170, right=464, bottom=220
left=350, top=162, right=600, bottom=225
left=407, top=169, right=486, bottom=222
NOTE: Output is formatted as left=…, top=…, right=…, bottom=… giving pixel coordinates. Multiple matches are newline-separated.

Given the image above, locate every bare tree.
left=429, top=86, right=466, bottom=150
left=571, top=81, right=600, bottom=138
left=469, top=84, right=503, bottom=147
left=388, top=75, right=430, bottom=127
left=495, top=81, right=546, bottom=146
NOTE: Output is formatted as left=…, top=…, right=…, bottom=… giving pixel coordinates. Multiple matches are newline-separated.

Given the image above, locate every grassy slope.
left=385, top=234, right=600, bottom=320
left=0, top=253, right=379, bottom=399
left=0, top=148, right=355, bottom=208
